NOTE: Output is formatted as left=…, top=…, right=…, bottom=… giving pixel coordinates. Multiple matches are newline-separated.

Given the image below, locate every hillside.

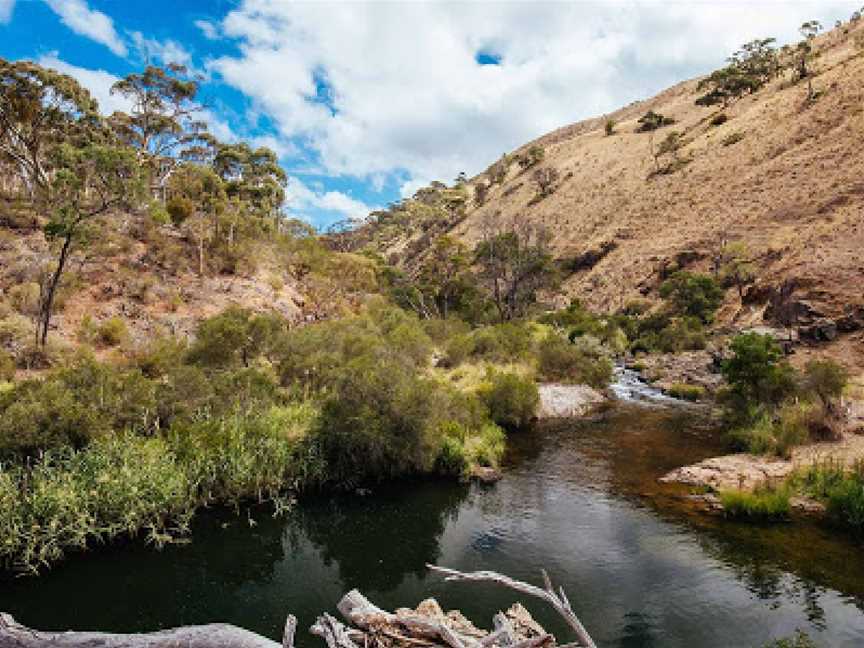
left=356, top=21, right=864, bottom=371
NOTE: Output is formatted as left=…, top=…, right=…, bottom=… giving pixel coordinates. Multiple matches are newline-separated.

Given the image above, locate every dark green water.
left=3, top=404, right=864, bottom=647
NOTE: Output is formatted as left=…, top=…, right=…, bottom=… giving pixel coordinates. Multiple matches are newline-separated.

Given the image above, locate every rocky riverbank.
left=536, top=383, right=606, bottom=418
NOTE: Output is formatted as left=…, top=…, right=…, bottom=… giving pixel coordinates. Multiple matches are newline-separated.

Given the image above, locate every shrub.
left=537, top=335, right=612, bottom=388
left=442, top=333, right=474, bottom=368
left=189, top=307, right=286, bottom=368
left=604, top=119, right=616, bottom=135
left=802, top=359, right=848, bottom=411
left=666, top=383, right=705, bottom=401
left=721, top=333, right=798, bottom=417
left=479, top=371, right=538, bottom=430
left=722, top=132, right=745, bottom=146
left=709, top=113, right=729, bottom=126
left=166, top=196, right=195, bottom=225
left=148, top=201, right=171, bottom=225
left=636, top=110, right=675, bottom=132
left=659, top=271, right=724, bottom=323
left=435, top=421, right=506, bottom=477
left=96, top=316, right=128, bottom=347
left=0, top=350, right=14, bottom=382
left=799, top=461, right=864, bottom=532
left=7, top=282, right=40, bottom=316
left=470, top=323, right=533, bottom=363
left=719, top=485, right=791, bottom=520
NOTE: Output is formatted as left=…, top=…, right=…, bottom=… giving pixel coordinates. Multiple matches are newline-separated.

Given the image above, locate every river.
left=3, top=375, right=864, bottom=647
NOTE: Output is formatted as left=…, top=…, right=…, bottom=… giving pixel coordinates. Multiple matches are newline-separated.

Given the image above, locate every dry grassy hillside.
left=442, top=22, right=864, bottom=369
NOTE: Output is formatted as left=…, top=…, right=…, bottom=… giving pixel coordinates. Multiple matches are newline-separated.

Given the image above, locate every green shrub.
left=189, top=307, right=286, bottom=368
left=166, top=195, right=195, bottom=225
left=442, top=333, right=474, bottom=368
left=659, top=271, right=724, bottom=323
left=799, top=461, right=864, bottom=532
left=537, top=335, right=612, bottom=388
left=479, top=371, right=538, bottom=430
left=0, top=350, right=14, bottom=382
left=96, top=316, right=128, bottom=347
left=470, top=323, right=533, bottom=362
left=721, top=333, right=798, bottom=419
left=802, top=359, right=848, bottom=410
left=148, top=201, right=171, bottom=225
left=7, top=282, right=40, bottom=316
left=728, top=402, right=813, bottom=458
left=719, top=485, right=791, bottom=520
left=666, top=383, right=705, bottom=401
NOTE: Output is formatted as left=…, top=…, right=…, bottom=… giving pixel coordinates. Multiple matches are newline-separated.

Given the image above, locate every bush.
left=166, top=196, right=195, bottom=225
left=96, top=316, right=128, bottom=347
left=802, top=359, right=848, bottom=410
left=659, top=271, right=724, bottom=323
left=666, top=383, right=705, bottom=401
left=313, top=353, right=486, bottom=485
left=721, top=333, right=798, bottom=417
left=189, top=307, right=286, bottom=368
left=0, top=350, right=14, bottom=382
left=435, top=421, right=506, bottom=477
left=719, top=485, right=791, bottom=520
left=799, top=461, right=864, bottom=532
left=442, top=333, right=474, bottom=368
left=470, top=323, right=533, bottom=363
left=537, top=335, right=612, bottom=388
left=7, top=282, right=40, bottom=316
left=479, top=371, right=539, bottom=430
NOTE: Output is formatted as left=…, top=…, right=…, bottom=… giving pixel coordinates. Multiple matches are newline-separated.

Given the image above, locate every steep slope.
left=368, top=22, right=864, bottom=369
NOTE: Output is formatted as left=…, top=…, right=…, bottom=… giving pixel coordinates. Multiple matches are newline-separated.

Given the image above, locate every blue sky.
left=1, top=0, right=860, bottom=229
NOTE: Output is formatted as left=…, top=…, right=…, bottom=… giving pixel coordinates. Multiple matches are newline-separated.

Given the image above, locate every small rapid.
left=609, top=365, right=684, bottom=405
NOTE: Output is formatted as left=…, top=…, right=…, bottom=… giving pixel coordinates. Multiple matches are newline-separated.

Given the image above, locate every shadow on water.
left=3, top=400, right=864, bottom=648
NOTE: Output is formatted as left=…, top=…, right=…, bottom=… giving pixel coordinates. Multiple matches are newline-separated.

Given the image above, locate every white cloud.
left=194, top=19, right=219, bottom=40
left=44, top=0, right=127, bottom=57
left=0, top=0, right=15, bottom=24
left=212, top=1, right=859, bottom=189
left=286, top=177, right=375, bottom=222
left=37, top=55, right=239, bottom=146
left=129, top=31, right=192, bottom=67
left=38, top=54, right=133, bottom=115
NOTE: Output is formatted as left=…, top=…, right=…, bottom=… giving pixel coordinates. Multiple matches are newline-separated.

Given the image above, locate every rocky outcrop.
left=537, top=383, right=605, bottom=418
left=632, top=350, right=723, bottom=394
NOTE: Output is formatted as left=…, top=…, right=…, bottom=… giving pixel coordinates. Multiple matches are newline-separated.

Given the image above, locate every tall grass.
left=794, top=460, right=864, bottom=531
left=0, top=404, right=317, bottom=574
left=719, top=485, right=791, bottom=520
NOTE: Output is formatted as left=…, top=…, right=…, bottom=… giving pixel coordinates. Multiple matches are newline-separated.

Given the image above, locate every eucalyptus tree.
left=0, top=58, right=100, bottom=196
left=109, top=64, right=208, bottom=194
left=38, top=143, right=145, bottom=345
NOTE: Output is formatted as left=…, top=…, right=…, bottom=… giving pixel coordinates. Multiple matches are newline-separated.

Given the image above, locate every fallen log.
left=0, top=567, right=594, bottom=648
left=0, top=612, right=287, bottom=648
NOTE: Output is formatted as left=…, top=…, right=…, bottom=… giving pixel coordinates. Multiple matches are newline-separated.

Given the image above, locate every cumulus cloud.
left=130, top=31, right=192, bottom=67
left=212, top=1, right=858, bottom=190
left=194, top=19, right=219, bottom=40
left=286, top=177, right=376, bottom=222
left=38, top=54, right=133, bottom=114
left=0, top=0, right=15, bottom=24
left=36, top=54, right=239, bottom=147
left=44, top=0, right=127, bottom=57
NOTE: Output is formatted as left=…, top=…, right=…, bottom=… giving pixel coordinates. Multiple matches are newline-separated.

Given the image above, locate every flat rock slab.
left=660, top=454, right=794, bottom=491
left=537, top=383, right=605, bottom=419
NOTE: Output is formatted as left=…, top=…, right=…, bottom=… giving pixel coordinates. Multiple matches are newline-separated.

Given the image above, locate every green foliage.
left=96, top=316, right=128, bottom=347
left=469, top=322, right=533, bottom=363
left=188, top=306, right=286, bottom=368
left=696, top=38, right=779, bottom=106
left=659, top=271, right=724, bottom=323
left=0, top=349, right=14, bottom=382
left=721, top=333, right=797, bottom=415
left=537, top=334, right=612, bottom=388
left=166, top=195, right=195, bottom=225
left=516, top=145, right=545, bottom=169
left=666, top=383, right=705, bottom=401
left=636, top=110, right=675, bottom=132
left=720, top=485, right=791, bottom=520
left=796, top=461, right=864, bottom=532
left=0, top=404, right=316, bottom=573
left=802, top=359, right=848, bottom=409
left=479, top=371, right=539, bottom=430
left=604, top=119, right=616, bottom=136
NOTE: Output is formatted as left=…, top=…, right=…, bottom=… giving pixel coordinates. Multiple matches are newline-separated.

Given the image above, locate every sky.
left=1, top=0, right=860, bottom=229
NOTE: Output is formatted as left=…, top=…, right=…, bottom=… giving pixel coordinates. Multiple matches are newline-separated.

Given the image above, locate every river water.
left=3, top=378, right=864, bottom=647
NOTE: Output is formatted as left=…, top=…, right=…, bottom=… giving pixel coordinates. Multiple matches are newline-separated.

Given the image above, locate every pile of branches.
left=0, top=566, right=597, bottom=648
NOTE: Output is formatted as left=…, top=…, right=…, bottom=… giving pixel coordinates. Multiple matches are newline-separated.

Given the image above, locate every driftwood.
left=426, top=565, right=596, bottom=648
left=0, top=567, right=594, bottom=648
left=0, top=612, right=284, bottom=648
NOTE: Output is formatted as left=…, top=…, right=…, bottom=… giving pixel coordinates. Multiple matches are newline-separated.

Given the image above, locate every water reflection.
left=2, top=402, right=864, bottom=647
